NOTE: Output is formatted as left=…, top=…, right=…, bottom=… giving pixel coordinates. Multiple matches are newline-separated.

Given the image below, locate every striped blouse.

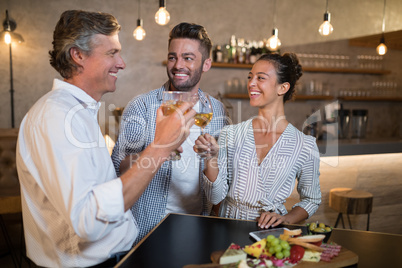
left=203, top=119, right=321, bottom=221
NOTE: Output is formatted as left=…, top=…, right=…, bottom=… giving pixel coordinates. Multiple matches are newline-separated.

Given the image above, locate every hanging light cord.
left=381, top=0, right=386, bottom=33
left=325, top=0, right=329, bottom=12
left=272, top=0, right=277, bottom=28
left=138, top=0, right=141, bottom=18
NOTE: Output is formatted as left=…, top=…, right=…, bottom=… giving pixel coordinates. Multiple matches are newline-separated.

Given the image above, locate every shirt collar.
left=52, top=79, right=102, bottom=113
left=157, top=81, right=171, bottom=101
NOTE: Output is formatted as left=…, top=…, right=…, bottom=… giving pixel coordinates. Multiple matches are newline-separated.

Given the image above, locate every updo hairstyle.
left=256, top=53, right=303, bottom=103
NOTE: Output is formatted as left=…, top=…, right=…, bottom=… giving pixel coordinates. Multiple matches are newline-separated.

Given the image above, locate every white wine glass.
left=161, top=91, right=198, bottom=160
left=194, top=93, right=213, bottom=158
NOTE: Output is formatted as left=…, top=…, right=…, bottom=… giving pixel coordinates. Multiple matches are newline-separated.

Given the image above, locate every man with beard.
left=111, top=22, right=229, bottom=245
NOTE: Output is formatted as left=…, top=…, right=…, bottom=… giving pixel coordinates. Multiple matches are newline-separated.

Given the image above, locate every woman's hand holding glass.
left=194, top=133, right=218, bottom=159
left=194, top=93, right=214, bottom=158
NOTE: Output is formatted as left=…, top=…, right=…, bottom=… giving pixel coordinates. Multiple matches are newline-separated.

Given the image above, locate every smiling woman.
left=195, top=52, right=321, bottom=229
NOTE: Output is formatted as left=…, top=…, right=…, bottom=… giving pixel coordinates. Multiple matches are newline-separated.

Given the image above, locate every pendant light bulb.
left=267, top=28, right=281, bottom=51
left=376, top=0, right=387, bottom=55
left=4, top=32, right=11, bottom=44
left=133, top=25, right=146, bottom=41
left=155, top=0, right=170, bottom=26
left=134, top=0, right=146, bottom=41
left=376, top=36, right=387, bottom=55
left=319, top=12, right=333, bottom=36
left=376, top=43, right=387, bottom=55
left=133, top=19, right=146, bottom=41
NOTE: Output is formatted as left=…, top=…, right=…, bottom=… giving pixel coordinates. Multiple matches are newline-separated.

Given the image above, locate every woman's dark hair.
left=256, top=53, right=303, bottom=103
left=168, top=22, right=212, bottom=62
left=49, top=10, right=121, bottom=79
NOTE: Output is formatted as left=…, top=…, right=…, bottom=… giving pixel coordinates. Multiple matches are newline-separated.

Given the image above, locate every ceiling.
left=349, top=30, right=402, bottom=50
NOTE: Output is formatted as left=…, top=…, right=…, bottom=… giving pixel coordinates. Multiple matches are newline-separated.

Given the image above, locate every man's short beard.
left=168, top=63, right=203, bottom=92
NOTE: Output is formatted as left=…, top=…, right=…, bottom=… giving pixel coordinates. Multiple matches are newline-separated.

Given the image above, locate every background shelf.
left=223, top=94, right=335, bottom=101
left=223, top=94, right=402, bottom=102
left=162, top=61, right=391, bottom=74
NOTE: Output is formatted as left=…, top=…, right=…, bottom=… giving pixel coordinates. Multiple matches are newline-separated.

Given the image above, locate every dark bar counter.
left=116, top=213, right=402, bottom=268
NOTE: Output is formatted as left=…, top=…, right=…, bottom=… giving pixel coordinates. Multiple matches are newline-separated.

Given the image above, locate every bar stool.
left=0, top=195, right=23, bottom=268
left=329, top=188, right=373, bottom=231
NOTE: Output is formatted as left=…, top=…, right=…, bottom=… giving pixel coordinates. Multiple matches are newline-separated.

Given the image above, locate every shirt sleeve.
left=92, top=179, right=125, bottom=221
left=23, top=104, right=129, bottom=242
left=111, top=98, right=150, bottom=176
left=294, top=138, right=322, bottom=218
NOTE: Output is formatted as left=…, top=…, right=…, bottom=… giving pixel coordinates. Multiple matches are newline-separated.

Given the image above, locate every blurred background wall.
left=0, top=0, right=401, bottom=136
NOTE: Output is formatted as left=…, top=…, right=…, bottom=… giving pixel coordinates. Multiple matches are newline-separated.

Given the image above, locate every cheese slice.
left=302, top=249, right=322, bottom=262
left=219, top=244, right=247, bottom=264
left=243, top=239, right=266, bottom=258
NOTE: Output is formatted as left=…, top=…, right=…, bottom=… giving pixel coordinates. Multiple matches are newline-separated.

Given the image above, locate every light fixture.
left=319, top=0, right=334, bottom=36
left=133, top=19, right=146, bottom=41
left=267, top=28, right=281, bottom=52
left=133, top=0, right=146, bottom=41
left=155, top=0, right=170, bottom=26
left=267, top=0, right=281, bottom=52
left=376, top=0, right=387, bottom=55
left=1, top=10, right=24, bottom=128
left=0, top=10, right=24, bottom=44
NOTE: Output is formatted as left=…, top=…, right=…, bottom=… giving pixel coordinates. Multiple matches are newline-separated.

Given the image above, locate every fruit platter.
left=207, top=223, right=358, bottom=268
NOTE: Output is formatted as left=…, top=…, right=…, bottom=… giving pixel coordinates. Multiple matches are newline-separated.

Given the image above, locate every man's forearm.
left=120, top=153, right=137, bottom=175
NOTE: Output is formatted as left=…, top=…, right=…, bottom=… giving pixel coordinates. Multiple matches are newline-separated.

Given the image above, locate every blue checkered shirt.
left=111, top=81, right=229, bottom=245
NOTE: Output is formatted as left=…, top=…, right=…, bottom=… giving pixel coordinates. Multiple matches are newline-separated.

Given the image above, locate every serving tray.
left=183, top=247, right=358, bottom=268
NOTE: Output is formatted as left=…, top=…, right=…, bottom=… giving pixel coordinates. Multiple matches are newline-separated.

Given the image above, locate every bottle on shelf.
left=261, top=39, right=268, bottom=55
left=244, top=40, right=251, bottom=64
left=249, top=40, right=258, bottom=64
left=229, top=35, right=237, bottom=63
left=237, top=38, right=245, bottom=64
left=222, top=44, right=230, bottom=63
left=213, top=45, right=223, bottom=63
left=256, top=40, right=264, bottom=60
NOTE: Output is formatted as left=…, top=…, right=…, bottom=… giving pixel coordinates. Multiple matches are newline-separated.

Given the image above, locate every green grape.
left=275, top=252, right=284, bottom=259
left=283, top=249, right=290, bottom=258
left=280, top=240, right=290, bottom=250
left=271, top=238, right=280, bottom=246
left=266, top=235, right=275, bottom=242
left=274, top=245, right=282, bottom=253
left=269, top=246, right=276, bottom=254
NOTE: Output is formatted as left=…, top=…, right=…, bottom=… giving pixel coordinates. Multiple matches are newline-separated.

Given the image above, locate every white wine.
left=161, top=100, right=184, bottom=116
left=194, top=113, right=213, bottom=128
